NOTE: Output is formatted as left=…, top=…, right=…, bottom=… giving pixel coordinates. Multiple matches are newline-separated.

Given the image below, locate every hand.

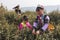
left=36, top=30, right=40, bottom=35
left=32, top=29, right=36, bottom=34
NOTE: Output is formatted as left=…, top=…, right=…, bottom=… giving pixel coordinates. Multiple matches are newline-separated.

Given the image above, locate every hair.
left=36, top=7, right=44, bottom=11
left=23, top=15, right=28, bottom=21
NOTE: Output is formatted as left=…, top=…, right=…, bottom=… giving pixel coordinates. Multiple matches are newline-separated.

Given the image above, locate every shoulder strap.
left=44, top=15, right=47, bottom=23
left=44, top=15, right=47, bottom=19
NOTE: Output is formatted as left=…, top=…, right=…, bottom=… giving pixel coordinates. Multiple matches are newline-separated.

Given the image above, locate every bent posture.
left=19, top=16, right=33, bottom=30
left=32, top=5, right=50, bottom=35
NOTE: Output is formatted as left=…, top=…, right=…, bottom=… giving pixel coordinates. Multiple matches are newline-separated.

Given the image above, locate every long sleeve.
left=26, top=22, right=33, bottom=30
left=33, top=16, right=38, bottom=29
left=33, top=22, right=38, bottom=29
left=18, top=23, right=23, bottom=30
left=42, top=16, right=50, bottom=31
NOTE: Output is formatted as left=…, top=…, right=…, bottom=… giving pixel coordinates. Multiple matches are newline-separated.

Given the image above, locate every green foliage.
left=0, top=5, right=60, bottom=40
left=49, top=10, right=60, bottom=25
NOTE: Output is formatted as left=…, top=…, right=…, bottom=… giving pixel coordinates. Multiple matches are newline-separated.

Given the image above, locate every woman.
left=32, top=5, right=50, bottom=35
left=19, top=15, right=33, bottom=30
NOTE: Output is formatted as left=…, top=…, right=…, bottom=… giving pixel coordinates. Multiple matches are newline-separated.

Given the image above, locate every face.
left=36, top=9, right=44, bottom=15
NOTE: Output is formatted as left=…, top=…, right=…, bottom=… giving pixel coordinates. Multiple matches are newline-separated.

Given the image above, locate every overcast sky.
left=0, top=0, right=60, bottom=10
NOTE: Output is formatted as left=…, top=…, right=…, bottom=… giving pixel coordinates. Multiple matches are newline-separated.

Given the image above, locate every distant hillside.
left=21, top=5, right=60, bottom=13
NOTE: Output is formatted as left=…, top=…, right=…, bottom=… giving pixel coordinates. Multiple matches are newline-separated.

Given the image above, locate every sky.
left=0, top=0, right=60, bottom=10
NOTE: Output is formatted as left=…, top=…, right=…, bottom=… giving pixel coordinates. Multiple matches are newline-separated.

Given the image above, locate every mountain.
left=21, top=6, right=36, bottom=12
left=21, top=5, right=60, bottom=13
